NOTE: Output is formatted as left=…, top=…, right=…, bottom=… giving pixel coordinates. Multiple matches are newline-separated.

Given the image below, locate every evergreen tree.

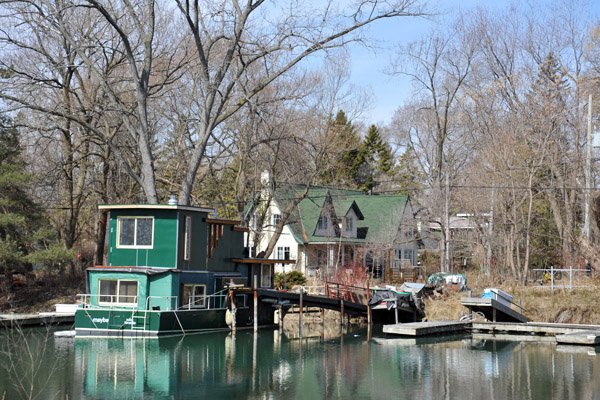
left=354, top=124, right=395, bottom=193
left=318, top=110, right=361, bottom=187
left=0, top=116, right=72, bottom=287
left=394, top=146, right=423, bottom=195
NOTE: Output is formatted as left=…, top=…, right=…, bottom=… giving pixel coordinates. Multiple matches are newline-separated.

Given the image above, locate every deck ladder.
left=131, top=309, right=148, bottom=330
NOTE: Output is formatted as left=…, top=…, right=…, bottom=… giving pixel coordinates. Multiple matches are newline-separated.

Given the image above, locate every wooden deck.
left=383, top=321, right=471, bottom=337
left=472, top=321, right=600, bottom=336
left=0, top=312, right=75, bottom=328
left=556, top=330, right=600, bottom=345
left=461, top=297, right=528, bottom=323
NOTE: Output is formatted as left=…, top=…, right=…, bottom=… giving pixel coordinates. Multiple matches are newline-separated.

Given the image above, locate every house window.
left=261, top=264, right=272, bottom=288
left=246, top=246, right=257, bottom=258
left=403, top=249, right=414, bottom=264
left=183, top=215, right=192, bottom=261
left=181, top=284, right=206, bottom=308
left=277, top=246, right=290, bottom=260
left=345, top=216, right=354, bottom=231
left=117, top=217, right=153, bottom=248
left=317, top=248, right=326, bottom=266
left=317, top=215, right=328, bottom=230
left=272, top=213, right=281, bottom=227
left=98, top=279, right=138, bottom=306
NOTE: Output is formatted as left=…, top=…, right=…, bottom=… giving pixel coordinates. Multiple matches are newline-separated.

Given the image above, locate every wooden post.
left=367, top=280, right=371, bottom=326
left=229, top=289, right=236, bottom=333
left=279, top=307, right=284, bottom=329
left=299, top=290, right=303, bottom=338
left=395, top=299, right=399, bottom=324
left=253, top=275, right=258, bottom=333
left=340, top=299, right=344, bottom=327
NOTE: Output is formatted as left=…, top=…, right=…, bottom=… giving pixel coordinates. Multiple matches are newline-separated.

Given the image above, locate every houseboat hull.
left=75, top=306, right=274, bottom=338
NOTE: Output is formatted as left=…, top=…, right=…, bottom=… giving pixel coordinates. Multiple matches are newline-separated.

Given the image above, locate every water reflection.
left=1, top=327, right=600, bottom=399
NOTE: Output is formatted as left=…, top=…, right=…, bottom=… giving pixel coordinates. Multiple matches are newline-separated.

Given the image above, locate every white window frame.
left=183, top=215, right=192, bottom=261
left=116, top=216, right=154, bottom=249
left=272, top=213, right=281, bottom=227
left=182, top=284, right=207, bottom=308
left=261, top=264, right=272, bottom=288
left=345, top=216, right=354, bottom=231
left=277, top=246, right=290, bottom=260
left=98, top=279, right=139, bottom=307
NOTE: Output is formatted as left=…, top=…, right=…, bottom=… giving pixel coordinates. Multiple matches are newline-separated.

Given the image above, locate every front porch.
left=304, top=243, right=420, bottom=284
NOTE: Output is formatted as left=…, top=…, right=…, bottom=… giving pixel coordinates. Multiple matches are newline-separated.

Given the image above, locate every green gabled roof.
left=351, top=195, right=408, bottom=243
left=273, top=183, right=408, bottom=244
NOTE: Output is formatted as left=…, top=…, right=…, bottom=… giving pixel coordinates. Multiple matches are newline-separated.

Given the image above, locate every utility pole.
left=584, top=93, right=592, bottom=239
left=486, top=187, right=495, bottom=277
left=444, top=169, right=451, bottom=273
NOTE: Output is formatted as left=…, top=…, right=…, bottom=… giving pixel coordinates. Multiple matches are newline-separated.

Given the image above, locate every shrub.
left=274, top=271, right=307, bottom=289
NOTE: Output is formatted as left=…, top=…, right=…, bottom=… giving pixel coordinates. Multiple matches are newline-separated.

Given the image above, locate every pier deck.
left=461, top=297, right=528, bottom=323
left=383, top=321, right=471, bottom=337
left=0, top=312, right=75, bottom=328
left=472, top=321, right=600, bottom=336
left=556, top=330, right=600, bottom=345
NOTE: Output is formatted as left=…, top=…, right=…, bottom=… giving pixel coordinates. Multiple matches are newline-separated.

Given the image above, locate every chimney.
left=168, top=193, right=178, bottom=206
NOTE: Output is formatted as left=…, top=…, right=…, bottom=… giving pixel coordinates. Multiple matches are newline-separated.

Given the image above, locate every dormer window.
left=272, top=213, right=281, bottom=226
left=117, top=217, right=154, bottom=248
left=345, top=216, right=354, bottom=231
left=317, top=215, right=328, bottom=230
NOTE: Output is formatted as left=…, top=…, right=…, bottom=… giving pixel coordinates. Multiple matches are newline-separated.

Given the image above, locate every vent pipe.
left=168, top=193, right=178, bottom=205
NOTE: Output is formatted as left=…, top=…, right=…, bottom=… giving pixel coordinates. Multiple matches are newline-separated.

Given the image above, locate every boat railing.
left=76, top=294, right=139, bottom=309
left=146, top=296, right=179, bottom=311
left=177, top=289, right=231, bottom=310
left=77, top=289, right=245, bottom=311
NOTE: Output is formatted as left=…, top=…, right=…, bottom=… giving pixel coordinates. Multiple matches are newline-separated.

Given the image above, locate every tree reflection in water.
left=1, top=327, right=599, bottom=399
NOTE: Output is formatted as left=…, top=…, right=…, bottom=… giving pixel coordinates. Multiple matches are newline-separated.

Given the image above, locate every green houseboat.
left=75, top=201, right=291, bottom=337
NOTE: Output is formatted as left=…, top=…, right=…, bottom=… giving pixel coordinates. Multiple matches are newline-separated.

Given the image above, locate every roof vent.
left=168, top=193, right=178, bottom=206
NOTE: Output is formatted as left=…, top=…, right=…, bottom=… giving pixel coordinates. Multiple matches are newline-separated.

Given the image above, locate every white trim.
left=116, top=216, right=154, bottom=249
left=99, top=204, right=213, bottom=213
left=181, top=284, right=207, bottom=308
left=98, top=279, right=139, bottom=307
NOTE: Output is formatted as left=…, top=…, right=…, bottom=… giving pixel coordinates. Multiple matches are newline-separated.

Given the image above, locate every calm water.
left=1, top=324, right=600, bottom=399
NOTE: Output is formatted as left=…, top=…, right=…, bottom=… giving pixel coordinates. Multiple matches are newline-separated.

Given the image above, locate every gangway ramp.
left=256, top=289, right=368, bottom=316
left=461, top=297, right=528, bottom=323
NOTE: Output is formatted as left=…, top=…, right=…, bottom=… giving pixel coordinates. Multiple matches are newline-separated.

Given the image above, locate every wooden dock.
left=556, top=330, right=600, bottom=345
left=461, top=297, right=528, bottom=323
left=472, top=321, right=600, bottom=336
left=383, top=321, right=471, bottom=337
left=0, top=312, right=75, bottom=329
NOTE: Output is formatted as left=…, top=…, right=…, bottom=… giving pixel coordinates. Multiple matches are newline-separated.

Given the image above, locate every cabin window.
left=117, top=217, right=154, bottom=248
left=260, top=264, right=272, bottom=288
left=183, top=215, right=192, bottom=261
left=181, top=284, right=206, bottom=308
left=98, top=279, right=138, bottom=306
left=272, top=213, right=281, bottom=227
left=317, top=215, right=328, bottom=230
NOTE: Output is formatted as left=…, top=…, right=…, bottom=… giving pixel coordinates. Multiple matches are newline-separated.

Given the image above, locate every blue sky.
left=345, top=0, right=598, bottom=126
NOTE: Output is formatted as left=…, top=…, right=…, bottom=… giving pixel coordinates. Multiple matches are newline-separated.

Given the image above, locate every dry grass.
left=423, top=271, right=600, bottom=325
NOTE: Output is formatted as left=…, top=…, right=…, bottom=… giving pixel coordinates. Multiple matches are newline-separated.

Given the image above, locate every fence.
left=531, top=266, right=590, bottom=292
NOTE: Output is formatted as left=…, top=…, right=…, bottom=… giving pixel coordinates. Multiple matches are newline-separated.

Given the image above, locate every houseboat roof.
left=86, top=266, right=180, bottom=275
left=98, top=204, right=214, bottom=213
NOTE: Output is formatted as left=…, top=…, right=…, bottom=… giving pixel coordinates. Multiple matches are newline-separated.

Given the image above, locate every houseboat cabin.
left=75, top=203, right=289, bottom=337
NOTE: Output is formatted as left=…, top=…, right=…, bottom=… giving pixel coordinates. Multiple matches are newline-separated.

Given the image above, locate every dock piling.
left=253, top=275, right=258, bottom=333
left=299, top=290, right=303, bottom=338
